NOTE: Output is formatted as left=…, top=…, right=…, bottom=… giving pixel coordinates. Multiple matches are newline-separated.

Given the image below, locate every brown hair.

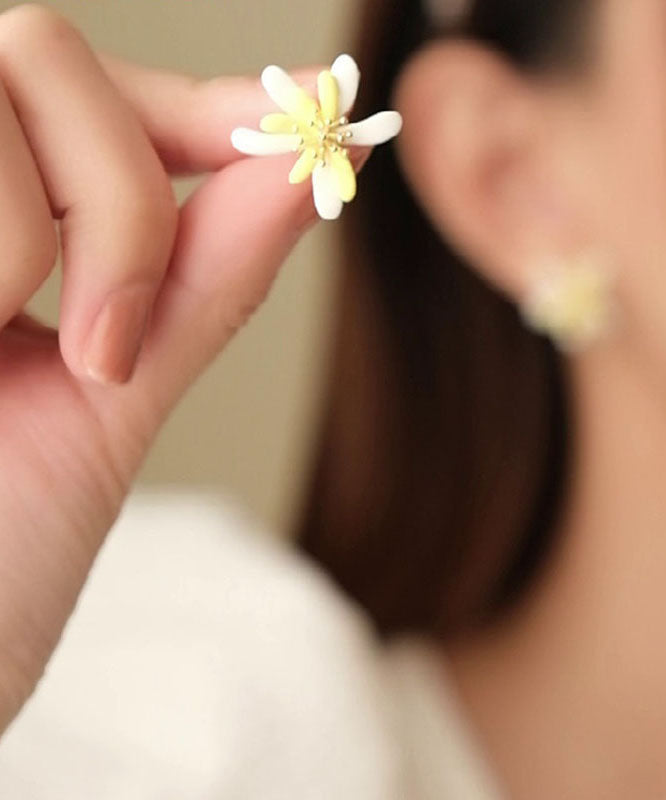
left=295, top=0, right=595, bottom=640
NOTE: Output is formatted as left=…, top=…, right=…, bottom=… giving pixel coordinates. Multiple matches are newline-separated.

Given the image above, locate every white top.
left=0, top=490, right=505, bottom=799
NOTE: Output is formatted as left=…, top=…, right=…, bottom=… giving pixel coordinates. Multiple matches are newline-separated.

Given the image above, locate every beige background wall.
left=4, top=0, right=355, bottom=534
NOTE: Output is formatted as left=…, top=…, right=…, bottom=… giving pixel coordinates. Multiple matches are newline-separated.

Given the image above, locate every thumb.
left=92, top=51, right=372, bottom=418
left=127, top=130, right=371, bottom=419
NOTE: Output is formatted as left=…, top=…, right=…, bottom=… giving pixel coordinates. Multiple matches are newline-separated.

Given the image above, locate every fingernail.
left=83, top=285, right=153, bottom=385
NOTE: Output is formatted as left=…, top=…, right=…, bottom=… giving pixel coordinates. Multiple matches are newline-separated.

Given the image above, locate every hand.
left=0, top=4, right=370, bottom=732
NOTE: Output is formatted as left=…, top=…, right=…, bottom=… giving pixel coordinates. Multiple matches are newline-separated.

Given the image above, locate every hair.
left=294, top=0, right=596, bottom=640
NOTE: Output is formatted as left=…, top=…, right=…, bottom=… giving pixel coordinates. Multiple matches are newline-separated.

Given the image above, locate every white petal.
left=312, top=163, right=343, bottom=220
left=260, top=64, right=312, bottom=116
left=331, top=54, right=360, bottom=116
left=230, top=127, right=300, bottom=155
left=347, top=111, right=403, bottom=146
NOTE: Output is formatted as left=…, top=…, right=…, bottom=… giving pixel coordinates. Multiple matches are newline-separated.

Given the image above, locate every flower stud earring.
left=520, top=249, right=618, bottom=352
left=230, top=53, right=403, bottom=220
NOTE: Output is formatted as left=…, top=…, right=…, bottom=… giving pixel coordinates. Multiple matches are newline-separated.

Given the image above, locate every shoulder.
left=0, top=490, right=404, bottom=798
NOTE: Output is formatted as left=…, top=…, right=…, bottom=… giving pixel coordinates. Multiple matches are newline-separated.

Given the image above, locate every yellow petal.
left=260, top=113, right=297, bottom=134
left=317, top=70, right=339, bottom=121
left=330, top=150, right=356, bottom=202
left=289, top=148, right=318, bottom=184
left=290, top=88, right=319, bottom=124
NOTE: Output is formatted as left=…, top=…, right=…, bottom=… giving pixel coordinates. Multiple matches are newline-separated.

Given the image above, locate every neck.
left=446, top=340, right=666, bottom=799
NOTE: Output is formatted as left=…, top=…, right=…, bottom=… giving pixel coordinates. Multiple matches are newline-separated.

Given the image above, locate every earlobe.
left=392, top=39, right=570, bottom=302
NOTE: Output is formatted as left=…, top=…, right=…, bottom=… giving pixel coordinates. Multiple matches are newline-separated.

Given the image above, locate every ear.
left=391, top=40, right=577, bottom=301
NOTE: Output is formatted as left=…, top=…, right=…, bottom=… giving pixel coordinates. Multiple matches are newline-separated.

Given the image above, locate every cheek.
left=572, top=0, right=666, bottom=364
left=616, top=124, right=666, bottom=367
left=586, top=103, right=666, bottom=281
left=594, top=78, right=666, bottom=258
left=545, top=51, right=666, bottom=369
left=581, top=95, right=666, bottom=367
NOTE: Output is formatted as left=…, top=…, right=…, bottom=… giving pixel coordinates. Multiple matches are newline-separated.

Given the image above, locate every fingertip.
left=59, top=283, right=155, bottom=387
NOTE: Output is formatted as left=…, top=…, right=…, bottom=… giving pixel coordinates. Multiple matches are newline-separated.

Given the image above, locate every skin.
left=394, top=0, right=666, bottom=796
left=0, top=4, right=371, bottom=733
left=3, top=0, right=663, bottom=795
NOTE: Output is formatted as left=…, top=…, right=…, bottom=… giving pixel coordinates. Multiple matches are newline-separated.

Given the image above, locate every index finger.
left=96, top=52, right=322, bottom=176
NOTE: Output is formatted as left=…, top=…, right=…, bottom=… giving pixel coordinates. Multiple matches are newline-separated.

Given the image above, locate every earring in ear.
left=520, top=248, right=618, bottom=353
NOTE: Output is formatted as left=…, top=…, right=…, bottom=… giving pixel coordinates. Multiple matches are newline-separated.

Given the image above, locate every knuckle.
left=222, top=283, right=273, bottom=336
left=224, top=302, right=256, bottom=336
left=136, top=177, right=178, bottom=241
left=128, top=178, right=176, bottom=229
left=109, top=172, right=178, bottom=266
left=0, top=4, right=80, bottom=49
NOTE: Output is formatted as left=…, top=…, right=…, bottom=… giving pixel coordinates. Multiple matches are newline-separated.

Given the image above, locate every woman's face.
left=563, top=0, right=666, bottom=375
left=394, top=0, right=666, bottom=383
